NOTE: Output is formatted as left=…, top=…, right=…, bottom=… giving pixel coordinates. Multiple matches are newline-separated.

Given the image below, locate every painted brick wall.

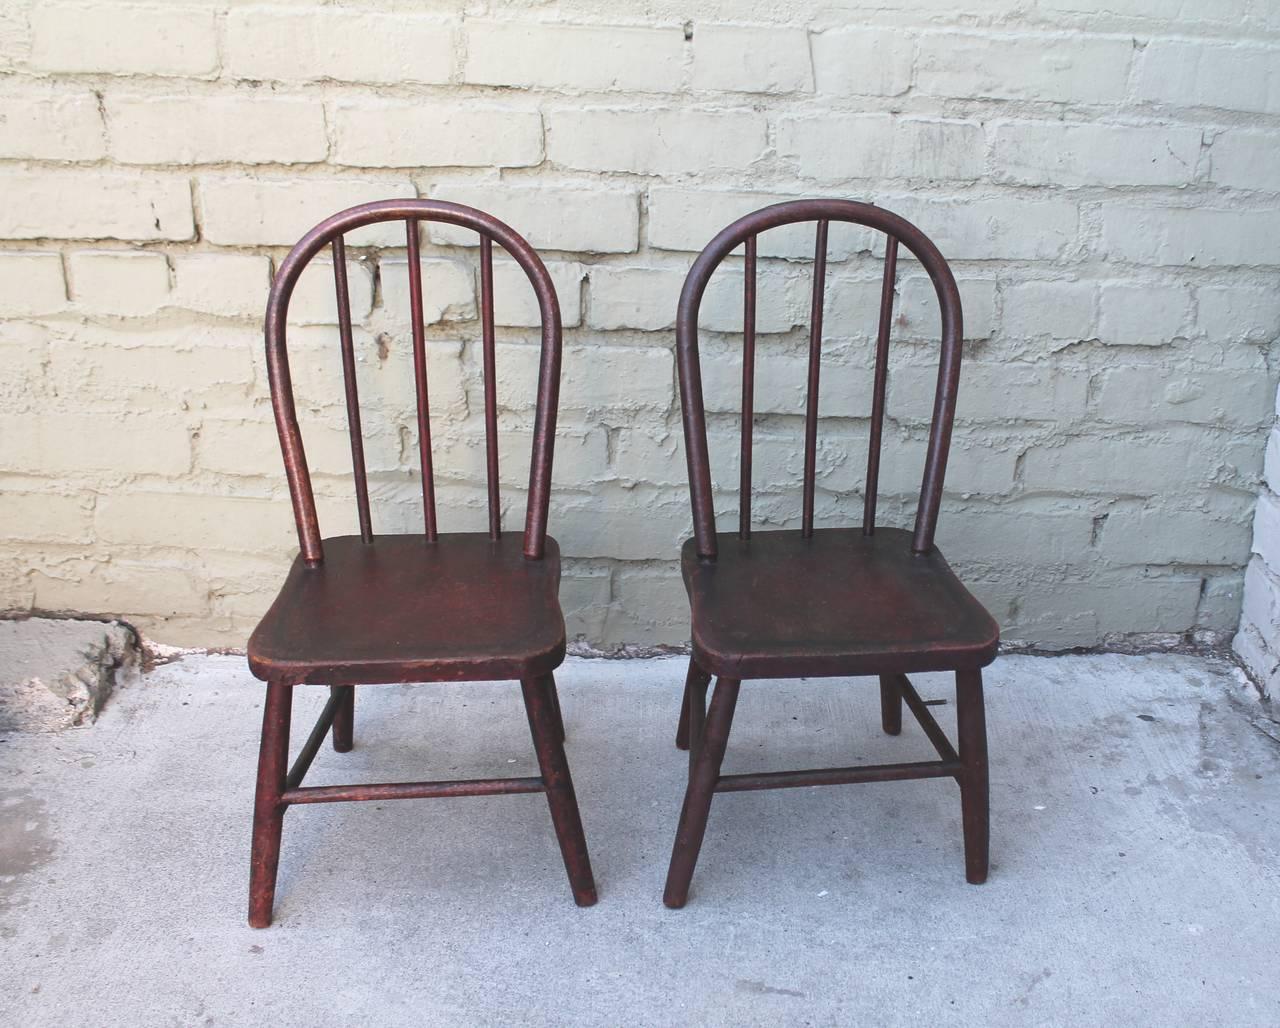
left=1, top=0, right=1278, bottom=651
left=1235, top=380, right=1280, bottom=694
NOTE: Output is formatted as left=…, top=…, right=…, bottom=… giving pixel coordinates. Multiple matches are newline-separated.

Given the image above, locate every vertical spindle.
left=333, top=236, right=372, bottom=542
left=739, top=235, right=757, bottom=540
left=480, top=235, right=501, bottom=540
left=864, top=236, right=898, bottom=535
left=406, top=218, right=438, bottom=541
left=801, top=220, right=829, bottom=537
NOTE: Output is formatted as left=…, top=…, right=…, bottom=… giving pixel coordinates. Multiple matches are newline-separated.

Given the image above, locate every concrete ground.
left=2, top=650, right=1278, bottom=1026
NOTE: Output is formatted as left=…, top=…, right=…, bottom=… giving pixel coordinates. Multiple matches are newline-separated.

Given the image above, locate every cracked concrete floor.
left=2, top=651, right=1278, bottom=1026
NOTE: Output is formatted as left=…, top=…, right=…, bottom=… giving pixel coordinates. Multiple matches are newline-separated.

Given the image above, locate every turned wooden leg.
left=956, top=668, right=989, bottom=885
left=879, top=674, right=902, bottom=736
left=522, top=674, right=596, bottom=906
left=249, top=678, right=292, bottom=928
left=331, top=685, right=354, bottom=753
left=663, top=677, right=740, bottom=909
left=675, top=657, right=712, bottom=751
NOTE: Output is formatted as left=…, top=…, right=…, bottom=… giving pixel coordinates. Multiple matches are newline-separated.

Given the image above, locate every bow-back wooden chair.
left=246, top=199, right=595, bottom=928
left=664, top=199, right=1000, bottom=908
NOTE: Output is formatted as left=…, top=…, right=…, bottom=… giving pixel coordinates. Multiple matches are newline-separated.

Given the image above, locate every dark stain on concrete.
left=0, top=789, right=56, bottom=918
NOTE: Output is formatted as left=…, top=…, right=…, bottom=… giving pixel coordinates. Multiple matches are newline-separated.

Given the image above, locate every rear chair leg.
left=522, top=675, right=596, bottom=906
left=331, top=685, right=354, bottom=753
left=956, top=668, right=989, bottom=884
left=664, top=677, right=740, bottom=909
left=249, top=678, right=293, bottom=928
left=547, top=676, right=566, bottom=744
left=675, top=658, right=712, bottom=751
left=879, top=674, right=902, bottom=736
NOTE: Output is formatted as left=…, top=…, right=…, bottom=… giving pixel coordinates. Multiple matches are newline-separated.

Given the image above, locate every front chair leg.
left=956, top=668, right=989, bottom=884
left=249, top=678, right=293, bottom=928
left=547, top=676, right=566, bottom=744
left=675, top=657, right=712, bottom=751
left=522, top=675, right=596, bottom=906
left=663, top=676, right=740, bottom=909
left=878, top=674, right=902, bottom=736
left=331, top=685, right=354, bottom=753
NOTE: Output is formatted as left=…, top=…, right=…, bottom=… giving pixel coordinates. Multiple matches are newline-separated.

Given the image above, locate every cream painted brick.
left=1266, top=429, right=1280, bottom=493
left=0, top=253, right=66, bottom=315
left=225, top=8, right=455, bottom=85
left=1002, top=280, right=1096, bottom=340
left=603, top=567, right=688, bottom=643
left=702, top=267, right=810, bottom=334
left=492, top=260, right=585, bottom=328
left=0, top=91, right=104, bottom=160
left=1022, top=428, right=1260, bottom=495
left=1196, top=285, right=1280, bottom=342
left=171, top=253, right=271, bottom=318
left=0, top=493, right=93, bottom=544
left=31, top=3, right=217, bottom=76
left=433, top=425, right=606, bottom=488
left=647, top=188, right=875, bottom=258
left=691, top=25, right=812, bottom=93
left=895, top=195, right=1079, bottom=261
left=380, top=258, right=476, bottom=325
left=560, top=566, right=611, bottom=642
left=0, top=325, right=52, bottom=407
left=890, top=362, right=1089, bottom=422
left=331, top=102, right=542, bottom=169
left=1211, top=130, right=1280, bottom=191
left=69, top=251, right=170, bottom=315
left=48, top=323, right=257, bottom=410
left=811, top=27, right=912, bottom=96
left=464, top=21, right=683, bottom=92
left=199, top=176, right=416, bottom=247
left=778, top=116, right=984, bottom=182
left=557, top=489, right=688, bottom=560
left=428, top=182, right=638, bottom=254
left=897, top=276, right=996, bottom=340
left=1252, top=491, right=1280, bottom=574
left=197, top=416, right=400, bottom=480
left=936, top=505, right=1094, bottom=564
left=0, top=7, right=27, bottom=71
left=1102, top=206, right=1280, bottom=267
left=496, top=343, right=672, bottom=412
left=97, top=492, right=296, bottom=554
left=610, top=424, right=686, bottom=486
left=1097, top=503, right=1250, bottom=567
left=699, top=350, right=874, bottom=416
left=547, top=108, right=767, bottom=175
left=1137, top=41, right=1280, bottom=115
left=991, top=121, right=1201, bottom=187
left=0, top=413, right=190, bottom=476
left=107, top=96, right=327, bottom=166
left=0, top=170, right=193, bottom=241
left=917, top=32, right=1132, bottom=103
left=34, top=560, right=209, bottom=618
left=1040, top=0, right=1248, bottom=19
left=1097, top=283, right=1190, bottom=346
left=1094, top=367, right=1273, bottom=428
left=588, top=267, right=684, bottom=331
left=287, top=258, right=374, bottom=325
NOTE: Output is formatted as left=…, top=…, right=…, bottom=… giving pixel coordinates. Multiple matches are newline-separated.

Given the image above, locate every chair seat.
left=683, top=527, right=999, bottom=680
left=248, top=534, right=566, bottom=685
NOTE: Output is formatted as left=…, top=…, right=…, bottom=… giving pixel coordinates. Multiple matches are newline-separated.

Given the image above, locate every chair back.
left=675, top=199, right=964, bottom=559
left=264, top=199, right=562, bottom=564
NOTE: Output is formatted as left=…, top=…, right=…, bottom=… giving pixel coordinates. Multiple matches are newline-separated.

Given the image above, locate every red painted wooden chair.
left=246, top=200, right=595, bottom=927
left=664, top=199, right=999, bottom=907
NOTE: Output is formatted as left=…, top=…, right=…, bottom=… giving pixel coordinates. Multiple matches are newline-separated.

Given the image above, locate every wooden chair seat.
left=248, top=534, right=566, bottom=686
left=683, top=528, right=998, bottom=680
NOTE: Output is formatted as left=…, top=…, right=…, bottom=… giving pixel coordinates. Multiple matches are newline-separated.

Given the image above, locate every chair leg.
left=879, top=674, right=902, bottom=736
left=675, top=657, right=712, bottom=751
left=547, top=676, right=566, bottom=745
left=249, top=678, right=293, bottom=928
left=331, top=685, right=354, bottom=753
left=956, top=668, right=989, bottom=885
left=663, top=676, right=740, bottom=909
left=522, top=674, right=596, bottom=906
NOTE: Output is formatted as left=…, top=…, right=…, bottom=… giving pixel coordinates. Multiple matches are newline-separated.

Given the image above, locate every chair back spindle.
left=675, top=199, right=962, bottom=561
left=264, top=199, right=562, bottom=566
